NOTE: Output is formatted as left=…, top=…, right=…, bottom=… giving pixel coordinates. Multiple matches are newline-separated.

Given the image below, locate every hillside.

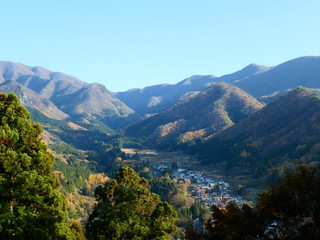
left=199, top=87, right=320, bottom=176
left=52, top=82, right=134, bottom=118
left=0, top=61, right=87, bottom=98
left=115, top=75, right=217, bottom=115
left=126, top=82, right=263, bottom=148
left=116, top=63, right=268, bottom=115
left=234, top=56, right=320, bottom=97
left=117, top=56, right=320, bottom=116
left=218, top=63, right=270, bottom=83
left=0, top=61, right=136, bottom=128
left=0, top=80, right=69, bottom=120
left=2, top=56, right=320, bottom=128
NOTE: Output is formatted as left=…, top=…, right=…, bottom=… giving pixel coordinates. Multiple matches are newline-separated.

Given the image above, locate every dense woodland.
left=0, top=93, right=206, bottom=239
left=1, top=92, right=320, bottom=240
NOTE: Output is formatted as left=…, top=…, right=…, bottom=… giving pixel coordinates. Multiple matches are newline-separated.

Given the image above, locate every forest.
left=1, top=93, right=320, bottom=240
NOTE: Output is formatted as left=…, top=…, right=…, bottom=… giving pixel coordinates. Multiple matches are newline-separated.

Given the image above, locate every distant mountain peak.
left=0, top=61, right=135, bottom=126
left=0, top=80, right=69, bottom=120
left=235, top=55, right=320, bottom=97
left=242, top=63, right=270, bottom=72
left=218, top=63, right=271, bottom=84
left=180, top=75, right=217, bottom=86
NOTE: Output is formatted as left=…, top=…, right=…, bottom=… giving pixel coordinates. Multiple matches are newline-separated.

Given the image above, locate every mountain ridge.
left=2, top=56, right=320, bottom=131
left=116, top=63, right=269, bottom=115
left=126, top=82, right=264, bottom=148
left=0, top=80, right=69, bottom=120
left=0, top=61, right=136, bottom=126
left=234, top=56, right=320, bottom=97
left=199, top=87, right=320, bottom=176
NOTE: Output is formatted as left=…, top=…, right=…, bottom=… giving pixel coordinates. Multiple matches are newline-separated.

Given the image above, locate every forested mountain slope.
left=199, top=87, right=320, bottom=176
left=126, top=82, right=263, bottom=148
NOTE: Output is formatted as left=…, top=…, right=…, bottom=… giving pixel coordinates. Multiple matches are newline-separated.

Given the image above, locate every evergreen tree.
left=205, top=204, right=265, bottom=240
left=0, top=93, right=76, bottom=239
left=257, top=164, right=320, bottom=240
left=185, top=164, right=320, bottom=240
left=86, top=166, right=177, bottom=240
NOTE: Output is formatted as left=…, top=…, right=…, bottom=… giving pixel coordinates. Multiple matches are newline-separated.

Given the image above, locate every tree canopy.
left=0, top=93, right=76, bottom=239
left=257, top=164, right=320, bottom=240
left=86, top=166, right=177, bottom=240
left=185, top=164, right=320, bottom=240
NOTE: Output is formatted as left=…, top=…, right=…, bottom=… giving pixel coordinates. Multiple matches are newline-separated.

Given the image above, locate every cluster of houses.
left=155, top=164, right=252, bottom=209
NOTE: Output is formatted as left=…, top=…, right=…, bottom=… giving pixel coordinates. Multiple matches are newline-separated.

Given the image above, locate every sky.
left=0, top=0, right=319, bottom=92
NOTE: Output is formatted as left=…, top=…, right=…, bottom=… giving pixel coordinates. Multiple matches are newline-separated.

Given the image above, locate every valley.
left=122, top=148, right=198, bottom=169
left=2, top=56, right=320, bottom=239
left=121, top=148, right=263, bottom=201
left=6, top=57, right=320, bottom=203
left=2, top=0, right=320, bottom=238
left=3, top=57, right=320, bottom=202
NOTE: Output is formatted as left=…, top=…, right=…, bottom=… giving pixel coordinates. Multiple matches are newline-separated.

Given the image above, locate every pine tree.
left=86, top=166, right=178, bottom=240
left=0, top=93, right=76, bottom=239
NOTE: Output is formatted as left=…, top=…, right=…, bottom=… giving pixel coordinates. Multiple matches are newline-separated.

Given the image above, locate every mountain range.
left=117, top=56, right=320, bottom=116
left=0, top=61, right=134, bottom=124
left=0, top=56, right=319, bottom=127
left=199, top=87, right=320, bottom=176
left=234, top=56, right=320, bottom=97
left=126, top=82, right=263, bottom=148
left=116, top=63, right=269, bottom=114
left=1, top=56, right=320, bottom=181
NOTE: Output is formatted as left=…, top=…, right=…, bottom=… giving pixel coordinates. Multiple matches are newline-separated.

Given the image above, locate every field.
left=122, top=148, right=199, bottom=168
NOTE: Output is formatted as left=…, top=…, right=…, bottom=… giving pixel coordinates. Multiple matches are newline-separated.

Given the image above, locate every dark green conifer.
left=86, top=166, right=177, bottom=240
left=0, top=93, right=76, bottom=239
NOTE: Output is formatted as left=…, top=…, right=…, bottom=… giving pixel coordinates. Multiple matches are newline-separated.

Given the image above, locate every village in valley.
left=122, top=148, right=253, bottom=209
left=155, top=163, right=253, bottom=209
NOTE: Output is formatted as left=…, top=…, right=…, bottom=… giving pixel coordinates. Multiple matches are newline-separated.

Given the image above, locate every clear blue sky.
left=0, top=0, right=319, bottom=92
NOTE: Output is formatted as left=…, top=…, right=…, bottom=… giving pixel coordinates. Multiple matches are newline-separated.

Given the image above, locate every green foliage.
left=184, top=225, right=203, bottom=240
left=55, top=129, right=110, bottom=151
left=176, top=207, right=193, bottom=226
left=185, top=203, right=265, bottom=240
left=27, top=107, right=70, bottom=131
left=53, top=156, right=95, bottom=194
left=206, top=204, right=265, bottom=240
left=190, top=202, right=209, bottom=222
left=0, top=93, right=76, bottom=239
left=106, top=136, right=147, bottom=149
left=150, top=176, right=175, bottom=202
left=69, top=220, right=87, bottom=240
left=198, top=136, right=261, bottom=173
left=187, top=164, right=320, bottom=240
left=257, top=164, right=320, bottom=240
left=190, top=88, right=320, bottom=178
left=119, top=136, right=148, bottom=149
left=74, top=116, right=115, bottom=135
left=141, top=170, right=206, bottom=228
left=96, top=147, right=127, bottom=172
left=86, top=166, right=178, bottom=240
left=49, top=142, right=86, bottom=159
